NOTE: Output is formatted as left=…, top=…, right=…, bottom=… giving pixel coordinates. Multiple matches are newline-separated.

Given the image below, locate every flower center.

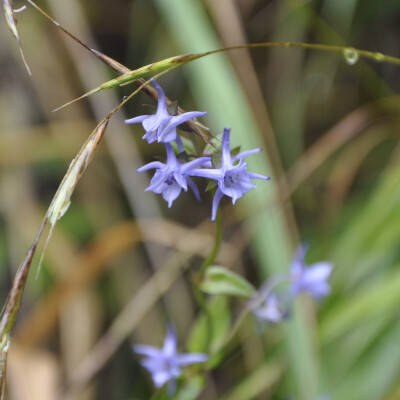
left=224, top=172, right=238, bottom=186
left=164, top=174, right=176, bottom=186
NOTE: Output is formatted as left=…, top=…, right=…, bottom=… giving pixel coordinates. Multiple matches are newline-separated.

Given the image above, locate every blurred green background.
left=1, top=0, right=400, bottom=399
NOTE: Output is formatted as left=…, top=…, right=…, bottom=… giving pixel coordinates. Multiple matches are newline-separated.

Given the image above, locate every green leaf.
left=174, top=377, right=206, bottom=400
left=200, top=266, right=256, bottom=298
left=205, top=180, right=217, bottom=192
left=171, top=135, right=196, bottom=155
left=187, top=296, right=231, bottom=354
left=211, top=153, right=221, bottom=169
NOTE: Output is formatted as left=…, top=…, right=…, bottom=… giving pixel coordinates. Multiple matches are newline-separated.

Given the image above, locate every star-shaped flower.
left=134, top=325, right=208, bottom=389
left=251, top=292, right=288, bottom=324
left=290, top=245, right=333, bottom=300
left=137, top=142, right=210, bottom=207
left=186, top=128, right=270, bottom=221
left=125, top=79, right=207, bottom=144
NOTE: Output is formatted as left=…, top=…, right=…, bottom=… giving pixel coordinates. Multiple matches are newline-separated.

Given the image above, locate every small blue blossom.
left=134, top=325, right=208, bottom=390
left=125, top=79, right=207, bottom=144
left=186, top=128, right=270, bottom=221
left=137, top=142, right=210, bottom=207
left=252, top=292, right=288, bottom=324
left=290, top=245, right=333, bottom=300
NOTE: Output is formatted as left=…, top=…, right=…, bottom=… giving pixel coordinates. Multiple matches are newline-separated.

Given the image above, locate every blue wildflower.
left=252, top=292, right=288, bottom=324
left=290, top=245, right=333, bottom=300
left=186, top=128, right=270, bottom=221
left=134, top=325, right=208, bottom=389
left=137, top=142, right=210, bottom=207
left=125, top=79, right=207, bottom=144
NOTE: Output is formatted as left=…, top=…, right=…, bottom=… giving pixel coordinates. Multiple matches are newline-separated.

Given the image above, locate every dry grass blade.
left=0, top=118, right=109, bottom=395
left=1, top=0, right=31, bottom=75
left=51, top=53, right=199, bottom=112
left=0, top=334, right=10, bottom=400
left=36, top=120, right=109, bottom=278
left=0, top=218, right=46, bottom=398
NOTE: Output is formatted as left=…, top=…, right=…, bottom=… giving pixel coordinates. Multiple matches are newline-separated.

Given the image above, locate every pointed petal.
left=221, top=128, right=232, bottom=167
left=173, top=170, right=187, bottom=190
left=168, top=111, right=207, bottom=129
left=133, top=344, right=162, bottom=358
left=175, top=353, right=208, bottom=366
left=152, top=371, right=173, bottom=388
left=162, top=182, right=182, bottom=207
left=211, top=189, right=224, bottom=222
left=175, top=135, right=185, bottom=152
left=233, top=148, right=262, bottom=160
left=186, top=168, right=224, bottom=180
left=247, top=172, right=270, bottom=181
left=137, top=161, right=165, bottom=172
left=165, top=143, right=178, bottom=165
left=181, top=157, right=212, bottom=173
left=187, top=177, right=201, bottom=201
left=147, top=172, right=168, bottom=193
left=290, top=244, right=309, bottom=276
left=304, top=263, right=333, bottom=283
left=163, top=325, right=178, bottom=356
left=152, top=79, right=168, bottom=115
left=142, top=130, right=158, bottom=144
left=125, top=115, right=148, bottom=124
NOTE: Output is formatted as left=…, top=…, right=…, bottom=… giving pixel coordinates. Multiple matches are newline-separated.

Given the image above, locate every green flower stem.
left=191, top=209, right=222, bottom=350
left=198, top=209, right=222, bottom=278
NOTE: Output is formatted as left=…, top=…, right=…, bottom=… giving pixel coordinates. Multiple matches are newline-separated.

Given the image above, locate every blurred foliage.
left=1, top=0, right=400, bottom=399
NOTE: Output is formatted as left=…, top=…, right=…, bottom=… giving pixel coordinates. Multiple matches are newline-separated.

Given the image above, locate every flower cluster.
left=128, top=80, right=334, bottom=397
left=125, top=79, right=269, bottom=220
left=250, top=244, right=333, bottom=325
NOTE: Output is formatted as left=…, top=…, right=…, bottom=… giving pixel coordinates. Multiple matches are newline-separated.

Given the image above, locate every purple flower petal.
left=133, top=344, right=162, bottom=358
left=187, top=177, right=201, bottom=201
left=211, top=189, right=224, bottom=222
left=163, top=325, right=178, bottom=357
left=175, top=353, right=209, bottom=366
left=125, top=115, right=147, bottom=124
left=133, top=324, right=208, bottom=389
left=162, top=181, right=182, bottom=207
left=125, top=79, right=206, bottom=144
left=252, top=293, right=286, bottom=324
left=138, top=142, right=208, bottom=207
left=290, top=245, right=333, bottom=300
left=137, top=161, right=165, bottom=172
left=233, top=148, right=262, bottom=160
left=185, top=127, right=269, bottom=221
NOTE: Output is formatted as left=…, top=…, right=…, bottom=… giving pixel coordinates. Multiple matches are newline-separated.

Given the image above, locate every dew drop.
left=122, top=96, right=128, bottom=101
left=343, top=48, right=359, bottom=66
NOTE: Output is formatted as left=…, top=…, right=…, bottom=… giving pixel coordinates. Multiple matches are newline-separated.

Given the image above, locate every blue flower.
left=125, top=79, right=207, bottom=144
left=134, top=325, right=208, bottom=389
left=290, top=245, right=333, bottom=300
left=252, top=292, right=288, bottom=324
left=137, top=142, right=210, bottom=207
left=186, top=128, right=270, bottom=221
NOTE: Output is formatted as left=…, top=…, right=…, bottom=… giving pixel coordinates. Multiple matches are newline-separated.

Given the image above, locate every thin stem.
left=193, top=285, right=213, bottom=351
left=191, top=209, right=222, bottom=350
left=196, top=209, right=222, bottom=280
